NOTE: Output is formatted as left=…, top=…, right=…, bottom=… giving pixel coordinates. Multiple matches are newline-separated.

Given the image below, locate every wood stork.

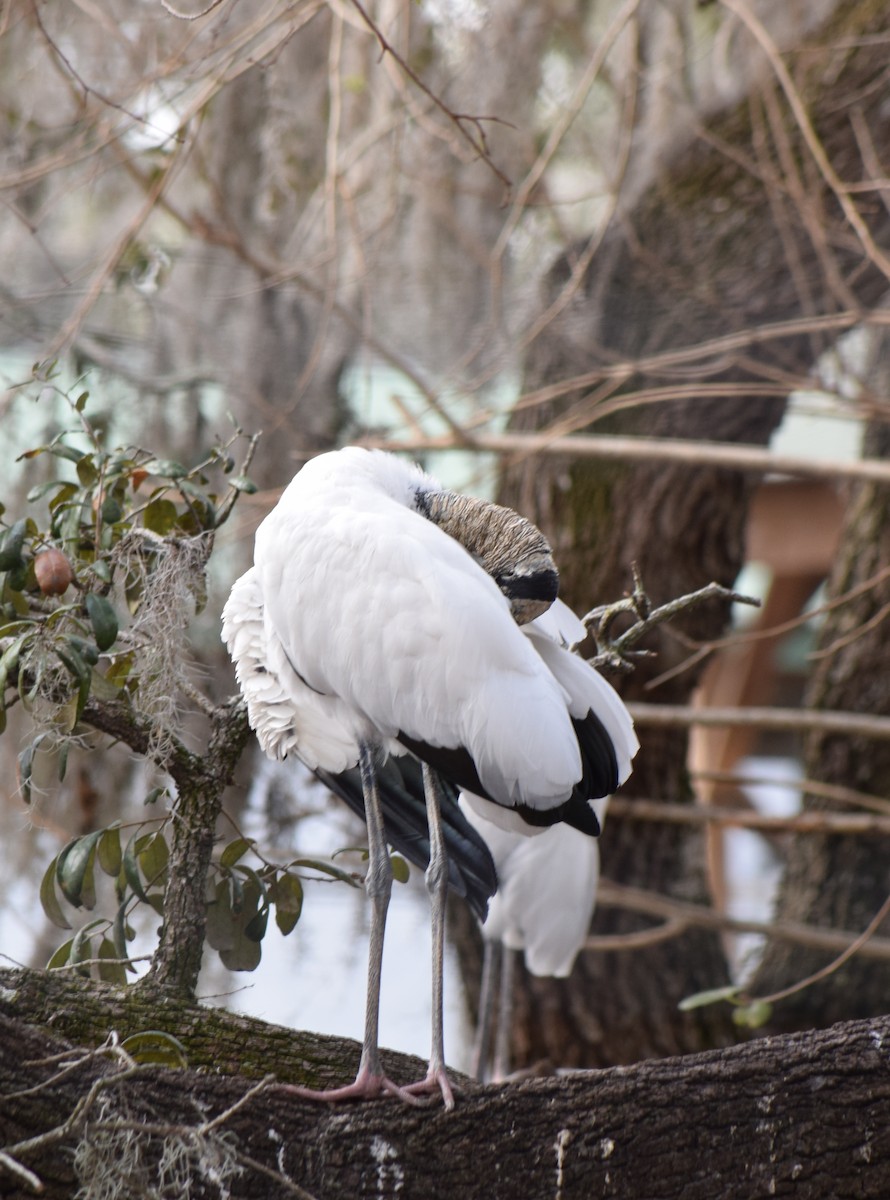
left=326, top=599, right=632, bottom=1080
left=221, top=446, right=636, bottom=1107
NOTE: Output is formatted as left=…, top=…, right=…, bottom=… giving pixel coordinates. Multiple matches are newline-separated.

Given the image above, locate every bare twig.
left=584, top=919, right=687, bottom=953
left=346, top=0, right=511, bottom=192
left=647, top=563, right=890, bottom=690
left=159, top=0, right=227, bottom=18
left=363, top=429, right=890, bottom=486
left=693, top=769, right=890, bottom=819
left=629, top=702, right=890, bottom=743
left=0, top=1149, right=42, bottom=1193
left=607, top=797, right=890, bottom=838
left=751, top=891, right=890, bottom=1006
left=595, top=881, right=890, bottom=963
left=215, top=430, right=262, bottom=528
left=583, top=571, right=759, bottom=671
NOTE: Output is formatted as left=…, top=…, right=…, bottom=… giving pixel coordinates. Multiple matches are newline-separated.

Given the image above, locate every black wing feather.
left=315, top=757, right=497, bottom=922
left=398, top=706, right=619, bottom=839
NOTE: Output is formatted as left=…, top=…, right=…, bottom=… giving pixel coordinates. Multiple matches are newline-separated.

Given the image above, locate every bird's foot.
left=277, top=1064, right=431, bottom=1107
left=401, top=1064, right=460, bottom=1111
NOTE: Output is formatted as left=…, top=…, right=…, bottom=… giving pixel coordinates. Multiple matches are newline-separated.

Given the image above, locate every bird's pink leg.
left=278, top=743, right=427, bottom=1107
left=398, top=765, right=459, bottom=1109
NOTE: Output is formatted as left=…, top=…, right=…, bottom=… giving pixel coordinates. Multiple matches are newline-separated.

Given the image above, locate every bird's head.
left=417, top=489, right=558, bottom=624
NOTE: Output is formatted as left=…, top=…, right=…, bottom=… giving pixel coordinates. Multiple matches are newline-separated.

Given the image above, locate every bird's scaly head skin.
left=418, top=490, right=558, bottom=624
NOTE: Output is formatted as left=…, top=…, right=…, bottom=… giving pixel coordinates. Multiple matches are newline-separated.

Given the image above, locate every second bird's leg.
left=278, top=742, right=425, bottom=1105
left=401, top=764, right=457, bottom=1109
left=492, top=944, right=517, bottom=1081
left=470, top=939, right=501, bottom=1082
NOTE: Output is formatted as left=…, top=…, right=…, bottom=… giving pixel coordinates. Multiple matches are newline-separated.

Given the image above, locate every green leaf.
left=48, top=482, right=80, bottom=512
left=97, top=937, right=127, bottom=985
left=678, top=985, right=741, bottom=1012
left=55, top=641, right=92, bottom=719
left=0, top=519, right=27, bottom=571
left=46, top=936, right=76, bottom=970
left=100, top=495, right=122, bottom=524
left=291, top=857, right=362, bottom=888
left=120, top=1030, right=188, bottom=1067
left=56, top=830, right=103, bottom=909
left=58, top=691, right=81, bottom=734
left=70, top=918, right=104, bottom=977
left=138, top=830, right=169, bottom=889
left=220, top=837, right=254, bottom=868
left=112, top=899, right=131, bottom=965
left=271, top=873, right=303, bottom=936
left=85, top=592, right=119, bottom=651
left=18, top=733, right=46, bottom=806
left=68, top=636, right=99, bottom=666
left=40, top=857, right=72, bottom=930
left=390, top=854, right=410, bottom=885
left=74, top=390, right=89, bottom=413
left=28, top=479, right=70, bottom=503
left=205, top=877, right=236, bottom=951
left=146, top=458, right=187, bottom=480
left=98, top=826, right=122, bottom=877
left=88, top=668, right=122, bottom=702
left=142, top=497, right=179, bottom=535
left=220, top=928, right=263, bottom=972
left=122, top=831, right=150, bottom=902
left=245, top=907, right=269, bottom=943
left=105, top=651, right=135, bottom=687
left=731, top=1000, right=773, bottom=1029
left=76, top=457, right=99, bottom=487
left=207, top=876, right=264, bottom=971
left=50, top=444, right=86, bottom=464
left=0, top=632, right=29, bottom=705
left=229, top=475, right=258, bottom=494
left=58, top=740, right=70, bottom=782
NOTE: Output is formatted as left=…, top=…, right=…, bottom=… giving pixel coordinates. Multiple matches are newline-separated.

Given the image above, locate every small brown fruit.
left=34, top=548, right=74, bottom=596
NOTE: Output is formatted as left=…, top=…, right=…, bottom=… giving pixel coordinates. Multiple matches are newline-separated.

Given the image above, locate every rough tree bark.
left=1, top=967, right=888, bottom=1199
left=481, top=0, right=890, bottom=1069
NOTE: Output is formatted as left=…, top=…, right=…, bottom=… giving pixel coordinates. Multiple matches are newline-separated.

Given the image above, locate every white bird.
left=321, top=599, right=633, bottom=1078
left=461, top=794, right=608, bottom=1080
left=460, top=598, right=635, bottom=1078
left=222, top=446, right=637, bottom=1107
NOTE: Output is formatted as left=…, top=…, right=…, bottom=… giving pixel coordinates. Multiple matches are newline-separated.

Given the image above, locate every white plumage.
left=222, top=446, right=637, bottom=1106
left=461, top=791, right=609, bottom=978
left=249, top=449, right=587, bottom=809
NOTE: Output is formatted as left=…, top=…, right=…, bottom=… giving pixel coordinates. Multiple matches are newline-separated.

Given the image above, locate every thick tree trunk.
left=486, top=0, right=890, bottom=1069
left=2, top=966, right=888, bottom=1200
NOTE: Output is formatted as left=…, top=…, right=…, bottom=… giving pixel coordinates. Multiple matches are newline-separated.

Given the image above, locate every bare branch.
left=362, top=429, right=890, bottom=487
left=583, top=575, right=759, bottom=671
left=752, top=891, right=890, bottom=1006
left=345, top=0, right=512, bottom=193
left=630, top=701, right=890, bottom=742
left=595, top=881, right=890, bottom=964
left=607, top=797, right=890, bottom=838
